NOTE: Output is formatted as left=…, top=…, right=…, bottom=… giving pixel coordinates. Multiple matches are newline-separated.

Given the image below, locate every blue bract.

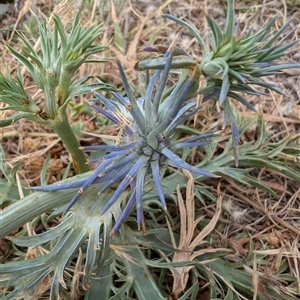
left=32, top=46, right=219, bottom=234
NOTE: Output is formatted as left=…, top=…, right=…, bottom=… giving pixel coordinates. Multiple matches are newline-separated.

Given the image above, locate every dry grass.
left=0, top=0, right=299, bottom=298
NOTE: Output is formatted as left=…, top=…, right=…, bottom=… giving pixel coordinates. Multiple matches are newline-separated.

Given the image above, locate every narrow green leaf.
left=206, top=15, right=223, bottom=48
left=6, top=45, right=35, bottom=74
left=52, top=14, right=67, bottom=60
left=0, top=113, right=33, bottom=127
left=223, top=0, right=235, bottom=43
left=163, top=13, right=207, bottom=56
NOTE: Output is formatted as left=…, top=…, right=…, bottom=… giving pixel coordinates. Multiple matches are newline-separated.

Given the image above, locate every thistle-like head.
left=161, top=0, right=299, bottom=165
left=32, top=46, right=219, bottom=234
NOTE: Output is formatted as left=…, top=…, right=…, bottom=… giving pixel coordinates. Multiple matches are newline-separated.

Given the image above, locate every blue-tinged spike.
left=145, top=48, right=172, bottom=124
left=116, top=61, right=147, bottom=133
left=152, top=49, right=174, bottom=119
left=89, top=150, right=130, bottom=164
left=251, top=62, right=276, bottom=68
left=89, top=97, right=134, bottom=136
left=135, top=167, right=147, bottom=230
left=87, top=150, right=127, bottom=164
left=93, top=169, right=118, bottom=183
left=94, top=91, right=118, bottom=111
left=165, top=100, right=196, bottom=129
left=162, top=148, right=217, bottom=178
left=64, top=158, right=115, bottom=212
left=81, top=141, right=142, bottom=152
left=30, top=171, right=120, bottom=192
left=99, top=163, right=133, bottom=193
left=102, top=150, right=129, bottom=160
left=147, top=74, right=194, bottom=149
left=112, top=91, right=130, bottom=106
left=101, top=151, right=139, bottom=175
left=88, top=150, right=127, bottom=164
left=164, top=81, right=193, bottom=118
left=172, top=100, right=197, bottom=120
left=202, top=90, right=220, bottom=103
left=86, top=100, right=120, bottom=124
left=172, top=140, right=212, bottom=149
left=123, top=124, right=134, bottom=137
left=94, top=93, right=135, bottom=136
left=227, top=92, right=256, bottom=112
left=158, top=76, right=189, bottom=120
left=151, top=161, right=167, bottom=209
left=166, top=102, right=204, bottom=133
left=110, top=191, right=136, bottom=236
left=145, top=68, right=162, bottom=125
left=30, top=178, right=87, bottom=191
left=100, top=155, right=149, bottom=215
left=183, top=131, right=219, bottom=142
left=88, top=156, right=106, bottom=164
left=145, top=69, right=150, bottom=87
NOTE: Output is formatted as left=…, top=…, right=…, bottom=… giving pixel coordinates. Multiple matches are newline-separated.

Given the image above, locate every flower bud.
left=201, top=60, right=224, bottom=79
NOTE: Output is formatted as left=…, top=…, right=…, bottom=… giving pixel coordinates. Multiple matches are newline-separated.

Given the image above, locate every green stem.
left=52, top=115, right=90, bottom=174
left=57, top=71, right=72, bottom=107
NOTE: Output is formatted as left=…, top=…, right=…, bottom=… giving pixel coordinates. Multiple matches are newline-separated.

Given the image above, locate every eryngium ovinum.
left=32, top=47, right=219, bottom=235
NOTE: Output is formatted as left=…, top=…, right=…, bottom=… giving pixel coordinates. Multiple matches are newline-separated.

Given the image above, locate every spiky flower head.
left=165, top=0, right=299, bottom=105
left=165, top=1, right=299, bottom=163
left=138, top=0, right=299, bottom=165
left=32, top=46, right=219, bottom=235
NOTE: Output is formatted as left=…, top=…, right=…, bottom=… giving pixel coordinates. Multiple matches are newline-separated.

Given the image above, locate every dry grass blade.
left=8, top=138, right=60, bottom=165
left=32, top=275, right=52, bottom=300
left=169, top=170, right=223, bottom=298
left=110, top=0, right=125, bottom=55
left=290, top=237, right=300, bottom=294
left=126, top=14, right=149, bottom=62
left=8, top=0, right=31, bottom=42
left=109, top=3, right=150, bottom=76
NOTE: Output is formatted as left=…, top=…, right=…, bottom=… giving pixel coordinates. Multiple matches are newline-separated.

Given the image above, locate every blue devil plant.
left=32, top=44, right=219, bottom=234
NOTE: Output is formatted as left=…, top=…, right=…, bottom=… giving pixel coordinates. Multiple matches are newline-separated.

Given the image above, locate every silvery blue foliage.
left=32, top=48, right=218, bottom=234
